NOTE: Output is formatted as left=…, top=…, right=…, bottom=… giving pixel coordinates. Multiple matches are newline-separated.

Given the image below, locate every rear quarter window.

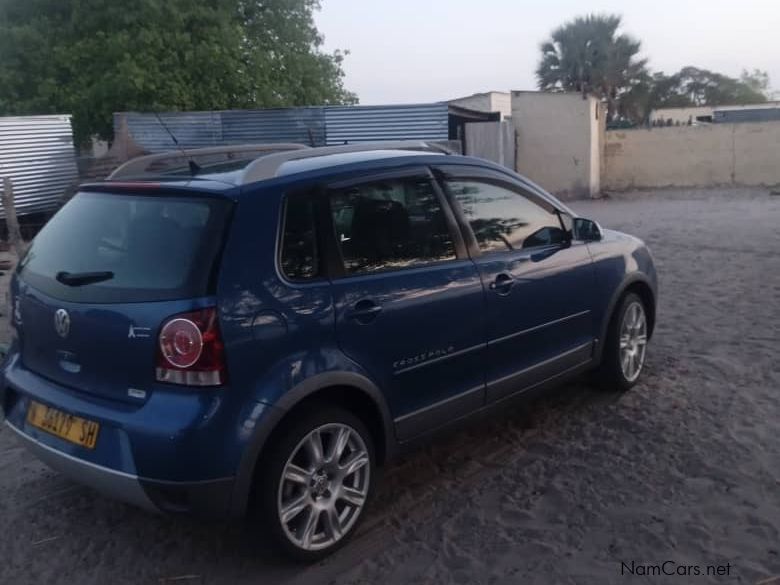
left=19, top=191, right=232, bottom=303
left=280, top=193, right=320, bottom=281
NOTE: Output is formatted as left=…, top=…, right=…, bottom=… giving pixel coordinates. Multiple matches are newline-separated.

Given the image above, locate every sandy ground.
left=0, top=188, right=778, bottom=585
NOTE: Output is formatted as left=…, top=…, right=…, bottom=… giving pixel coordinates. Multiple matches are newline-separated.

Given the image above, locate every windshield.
left=19, top=191, right=232, bottom=303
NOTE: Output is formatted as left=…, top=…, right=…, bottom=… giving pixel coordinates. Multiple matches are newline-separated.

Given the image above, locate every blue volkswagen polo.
left=0, top=142, right=657, bottom=560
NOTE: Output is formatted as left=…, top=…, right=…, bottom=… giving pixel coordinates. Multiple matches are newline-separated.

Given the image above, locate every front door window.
left=445, top=180, right=567, bottom=253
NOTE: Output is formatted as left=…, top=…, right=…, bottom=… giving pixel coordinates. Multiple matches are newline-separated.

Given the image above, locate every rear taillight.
left=155, top=307, right=227, bottom=387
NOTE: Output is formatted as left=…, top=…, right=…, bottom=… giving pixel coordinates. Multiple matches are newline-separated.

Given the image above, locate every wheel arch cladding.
left=623, top=280, right=656, bottom=338
left=263, top=384, right=390, bottom=469
left=596, top=275, right=657, bottom=363
left=232, top=376, right=394, bottom=516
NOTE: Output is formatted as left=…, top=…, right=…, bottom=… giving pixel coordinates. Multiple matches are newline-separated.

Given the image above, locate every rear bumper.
left=0, top=353, right=281, bottom=517
left=4, top=418, right=235, bottom=515
left=5, top=419, right=157, bottom=510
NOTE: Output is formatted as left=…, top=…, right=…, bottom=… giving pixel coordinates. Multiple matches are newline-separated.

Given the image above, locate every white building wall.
left=512, top=91, right=600, bottom=198
left=450, top=92, right=511, bottom=119
left=603, top=121, right=780, bottom=189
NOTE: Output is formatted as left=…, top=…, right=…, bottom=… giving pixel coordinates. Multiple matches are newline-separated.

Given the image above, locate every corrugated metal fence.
left=324, top=104, right=448, bottom=145
left=122, top=111, right=223, bottom=151
left=120, top=108, right=327, bottom=151
left=714, top=108, right=780, bottom=124
left=0, top=106, right=452, bottom=218
left=0, top=103, right=448, bottom=217
left=119, top=104, right=448, bottom=152
left=0, top=115, right=79, bottom=217
left=222, top=108, right=326, bottom=145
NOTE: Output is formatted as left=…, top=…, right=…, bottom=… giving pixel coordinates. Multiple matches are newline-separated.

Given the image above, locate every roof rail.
left=107, top=143, right=310, bottom=180
left=240, top=140, right=453, bottom=184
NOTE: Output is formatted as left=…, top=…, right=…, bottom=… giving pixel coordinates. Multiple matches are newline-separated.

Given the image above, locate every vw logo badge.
left=54, top=309, right=71, bottom=339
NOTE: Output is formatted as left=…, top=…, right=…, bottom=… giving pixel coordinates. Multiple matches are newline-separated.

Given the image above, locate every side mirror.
left=573, top=218, right=602, bottom=242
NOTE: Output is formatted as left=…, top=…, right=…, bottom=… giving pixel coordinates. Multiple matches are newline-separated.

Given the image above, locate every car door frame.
left=431, top=163, right=598, bottom=402
left=317, top=164, right=492, bottom=440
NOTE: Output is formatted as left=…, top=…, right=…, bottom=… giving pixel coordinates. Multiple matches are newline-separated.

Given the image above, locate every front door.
left=438, top=169, right=597, bottom=403
left=326, top=169, right=486, bottom=441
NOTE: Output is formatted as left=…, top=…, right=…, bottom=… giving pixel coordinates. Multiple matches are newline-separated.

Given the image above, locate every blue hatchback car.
left=1, top=142, right=657, bottom=560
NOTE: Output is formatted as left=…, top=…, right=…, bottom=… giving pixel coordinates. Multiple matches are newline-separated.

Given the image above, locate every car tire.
left=595, top=292, right=649, bottom=391
left=254, top=406, right=375, bottom=562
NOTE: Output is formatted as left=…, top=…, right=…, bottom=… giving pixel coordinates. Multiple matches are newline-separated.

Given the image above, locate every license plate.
left=26, top=401, right=100, bottom=449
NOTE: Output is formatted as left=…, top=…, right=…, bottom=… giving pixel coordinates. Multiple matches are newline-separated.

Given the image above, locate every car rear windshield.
left=19, top=191, right=232, bottom=303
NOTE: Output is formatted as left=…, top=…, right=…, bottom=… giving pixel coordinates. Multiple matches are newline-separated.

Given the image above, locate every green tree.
left=619, top=71, right=699, bottom=125
left=536, top=14, right=648, bottom=120
left=0, top=0, right=356, bottom=146
left=662, top=66, right=768, bottom=106
left=621, top=66, right=771, bottom=124
left=739, top=68, right=771, bottom=98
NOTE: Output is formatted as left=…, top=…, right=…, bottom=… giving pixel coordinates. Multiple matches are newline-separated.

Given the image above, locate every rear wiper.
left=56, top=271, right=115, bottom=286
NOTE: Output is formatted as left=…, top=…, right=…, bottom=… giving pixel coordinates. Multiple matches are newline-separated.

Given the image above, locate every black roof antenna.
left=153, top=112, right=201, bottom=175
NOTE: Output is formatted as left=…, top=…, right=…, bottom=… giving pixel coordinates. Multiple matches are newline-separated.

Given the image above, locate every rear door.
left=325, top=169, right=487, bottom=441
left=436, top=166, right=597, bottom=403
left=15, top=189, right=231, bottom=402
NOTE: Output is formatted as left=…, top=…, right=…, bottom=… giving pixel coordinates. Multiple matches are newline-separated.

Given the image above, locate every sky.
left=315, top=0, right=780, bottom=104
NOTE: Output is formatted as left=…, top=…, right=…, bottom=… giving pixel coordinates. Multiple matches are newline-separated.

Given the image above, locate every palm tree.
left=536, top=14, right=648, bottom=121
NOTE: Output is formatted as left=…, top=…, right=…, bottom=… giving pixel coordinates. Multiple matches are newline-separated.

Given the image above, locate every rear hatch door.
left=15, top=188, right=232, bottom=402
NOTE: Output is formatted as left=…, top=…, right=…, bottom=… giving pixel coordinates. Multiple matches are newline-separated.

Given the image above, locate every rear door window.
left=19, top=191, right=231, bottom=303
left=328, top=177, right=456, bottom=275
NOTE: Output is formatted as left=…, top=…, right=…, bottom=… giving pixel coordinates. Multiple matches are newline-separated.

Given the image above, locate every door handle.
left=347, top=300, right=383, bottom=323
left=489, top=273, right=515, bottom=295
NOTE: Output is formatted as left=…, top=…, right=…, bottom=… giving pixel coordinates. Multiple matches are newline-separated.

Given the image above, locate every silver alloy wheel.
left=277, top=423, right=370, bottom=552
left=619, top=301, right=648, bottom=382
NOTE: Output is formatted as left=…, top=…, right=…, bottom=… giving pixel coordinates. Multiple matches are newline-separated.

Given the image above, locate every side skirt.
left=394, top=351, right=595, bottom=448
